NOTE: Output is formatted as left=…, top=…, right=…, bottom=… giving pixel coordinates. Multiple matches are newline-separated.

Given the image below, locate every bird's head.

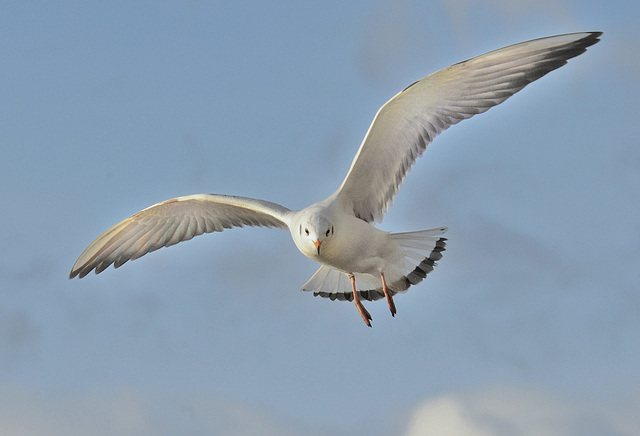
left=293, top=212, right=335, bottom=258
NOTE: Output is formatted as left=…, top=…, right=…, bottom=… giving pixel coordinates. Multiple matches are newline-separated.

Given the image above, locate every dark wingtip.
left=582, top=31, right=603, bottom=46
left=69, top=264, right=94, bottom=279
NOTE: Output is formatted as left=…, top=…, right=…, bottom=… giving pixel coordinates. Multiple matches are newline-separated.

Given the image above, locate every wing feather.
left=334, top=32, right=601, bottom=222
left=70, top=193, right=291, bottom=278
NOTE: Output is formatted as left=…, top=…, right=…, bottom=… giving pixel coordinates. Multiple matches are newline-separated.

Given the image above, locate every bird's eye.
left=325, top=228, right=330, bottom=237
left=305, top=228, right=309, bottom=236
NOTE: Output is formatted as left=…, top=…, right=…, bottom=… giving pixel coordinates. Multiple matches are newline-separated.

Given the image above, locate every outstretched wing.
left=70, top=194, right=292, bottom=278
left=334, top=32, right=601, bottom=223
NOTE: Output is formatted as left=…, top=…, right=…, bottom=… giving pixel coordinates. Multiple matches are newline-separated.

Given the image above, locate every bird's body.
left=70, top=32, right=601, bottom=326
left=291, top=199, right=393, bottom=273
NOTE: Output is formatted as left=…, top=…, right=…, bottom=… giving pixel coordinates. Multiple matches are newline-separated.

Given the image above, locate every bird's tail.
left=301, top=227, right=447, bottom=301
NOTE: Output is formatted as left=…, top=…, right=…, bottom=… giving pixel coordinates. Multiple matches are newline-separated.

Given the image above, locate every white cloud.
left=403, top=387, right=640, bottom=436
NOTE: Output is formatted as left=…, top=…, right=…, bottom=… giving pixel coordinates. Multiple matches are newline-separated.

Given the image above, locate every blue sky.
left=1, top=1, right=639, bottom=435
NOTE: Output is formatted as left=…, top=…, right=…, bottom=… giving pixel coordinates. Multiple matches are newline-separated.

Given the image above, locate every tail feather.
left=301, top=227, right=447, bottom=302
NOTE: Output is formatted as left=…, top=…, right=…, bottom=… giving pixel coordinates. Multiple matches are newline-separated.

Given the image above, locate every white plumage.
left=70, top=32, right=601, bottom=326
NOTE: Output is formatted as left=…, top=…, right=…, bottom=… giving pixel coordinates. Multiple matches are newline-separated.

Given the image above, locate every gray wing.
left=334, top=32, right=601, bottom=223
left=69, top=194, right=292, bottom=278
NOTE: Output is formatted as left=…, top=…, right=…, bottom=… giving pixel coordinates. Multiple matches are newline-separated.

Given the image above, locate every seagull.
left=70, top=32, right=601, bottom=326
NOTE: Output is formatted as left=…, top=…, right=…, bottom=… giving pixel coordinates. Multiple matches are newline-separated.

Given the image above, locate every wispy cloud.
left=0, top=387, right=326, bottom=436
left=0, top=309, right=39, bottom=368
left=440, top=0, right=575, bottom=43
left=357, top=0, right=423, bottom=83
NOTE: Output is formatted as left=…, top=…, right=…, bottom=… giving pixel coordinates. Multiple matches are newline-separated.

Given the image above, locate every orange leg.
left=381, top=272, right=396, bottom=317
left=350, top=275, right=372, bottom=327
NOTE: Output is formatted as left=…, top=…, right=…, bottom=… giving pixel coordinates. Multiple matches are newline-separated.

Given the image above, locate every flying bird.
left=70, top=32, right=601, bottom=326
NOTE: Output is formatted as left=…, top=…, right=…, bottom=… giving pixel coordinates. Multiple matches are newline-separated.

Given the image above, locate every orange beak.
left=313, top=239, right=322, bottom=255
